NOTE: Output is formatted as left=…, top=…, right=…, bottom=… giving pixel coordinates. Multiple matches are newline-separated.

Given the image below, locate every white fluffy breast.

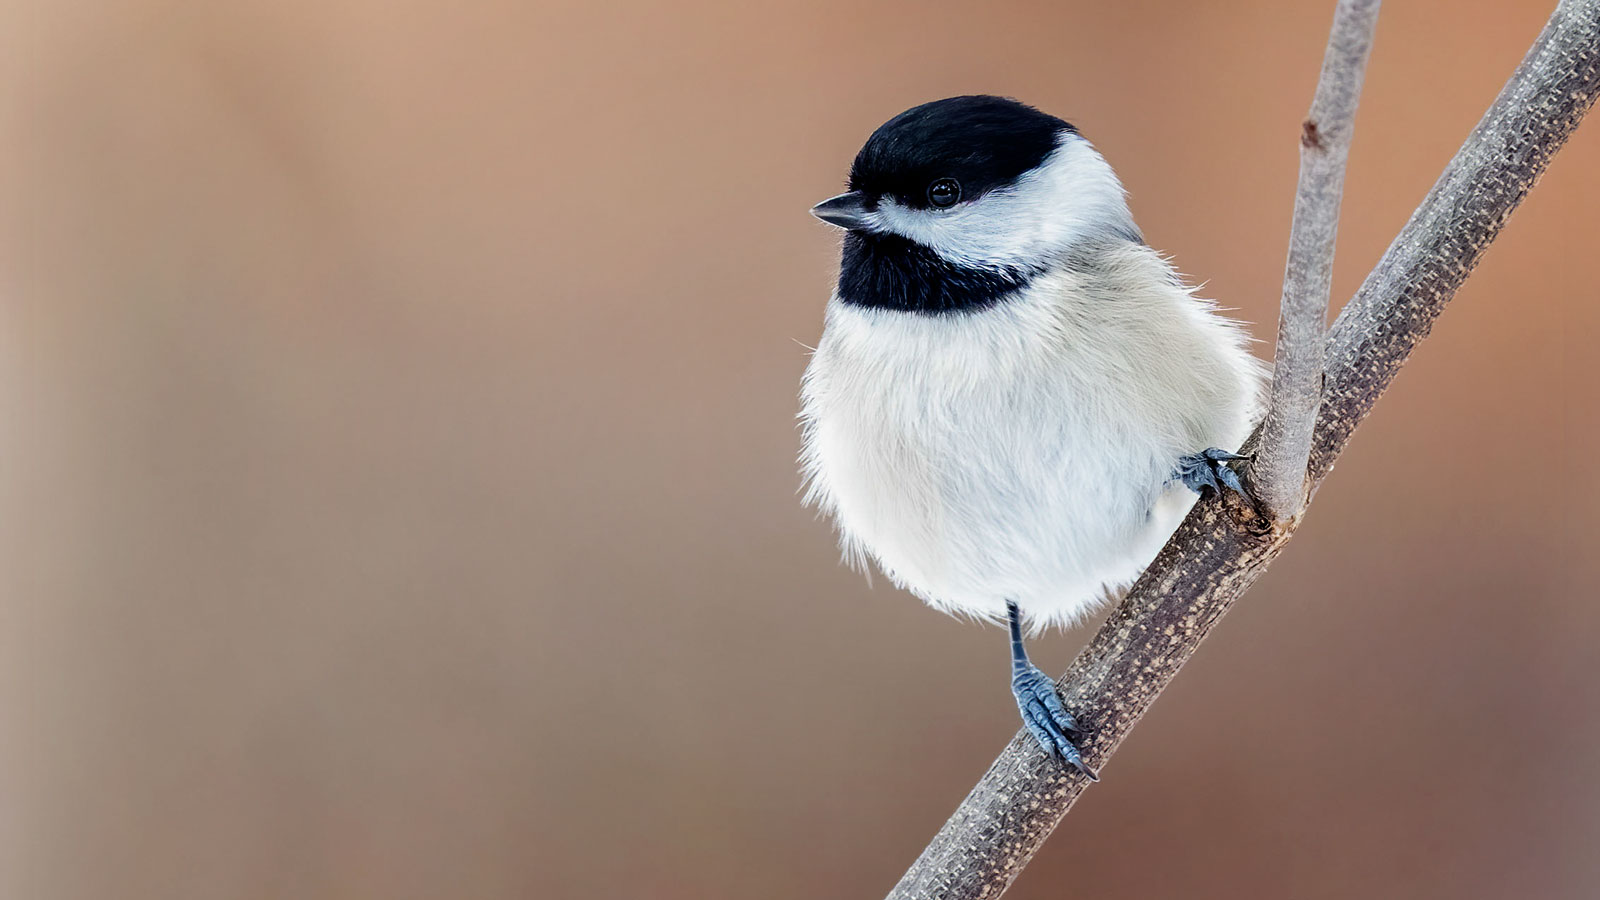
left=799, top=244, right=1264, bottom=632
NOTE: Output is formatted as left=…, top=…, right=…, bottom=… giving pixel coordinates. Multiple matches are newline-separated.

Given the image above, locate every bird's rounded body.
left=802, top=243, right=1261, bottom=631
left=801, top=94, right=1262, bottom=772
left=800, top=95, right=1263, bottom=635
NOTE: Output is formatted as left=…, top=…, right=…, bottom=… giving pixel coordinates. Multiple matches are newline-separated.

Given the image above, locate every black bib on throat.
left=836, top=231, right=1038, bottom=315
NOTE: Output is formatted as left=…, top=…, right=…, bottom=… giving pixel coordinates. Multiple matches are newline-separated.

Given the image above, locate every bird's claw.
left=1176, top=447, right=1254, bottom=504
left=1012, top=664, right=1098, bottom=781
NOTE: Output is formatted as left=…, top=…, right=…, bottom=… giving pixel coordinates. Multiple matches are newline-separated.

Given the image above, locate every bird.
left=799, top=95, right=1265, bottom=778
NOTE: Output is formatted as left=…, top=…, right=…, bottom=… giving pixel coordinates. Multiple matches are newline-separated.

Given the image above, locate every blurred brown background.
left=2, top=0, right=1597, bottom=897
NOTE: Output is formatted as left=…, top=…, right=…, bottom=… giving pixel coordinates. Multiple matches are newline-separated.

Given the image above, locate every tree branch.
left=884, top=2, right=1600, bottom=897
left=1255, top=0, right=1381, bottom=523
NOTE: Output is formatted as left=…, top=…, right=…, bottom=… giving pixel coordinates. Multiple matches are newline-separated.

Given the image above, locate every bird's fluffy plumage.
left=802, top=105, right=1264, bottom=634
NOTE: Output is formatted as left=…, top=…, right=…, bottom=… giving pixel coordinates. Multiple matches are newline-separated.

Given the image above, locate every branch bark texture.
left=885, top=2, right=1600, bottom=897
left=1255, top=0, right=1381, bottom=522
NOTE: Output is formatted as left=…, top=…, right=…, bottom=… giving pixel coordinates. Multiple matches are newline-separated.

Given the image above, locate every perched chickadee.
left=800, top=96, right=1264, bottom=777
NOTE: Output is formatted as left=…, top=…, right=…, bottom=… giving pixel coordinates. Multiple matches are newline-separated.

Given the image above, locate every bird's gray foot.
left=1176, top=447, right=1253, bottom=502
left=1006, top=600, right=1097, bottom=780
left=1012, top=663, right=1098, bottom=781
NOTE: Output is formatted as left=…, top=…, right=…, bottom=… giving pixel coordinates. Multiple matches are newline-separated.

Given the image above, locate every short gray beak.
left=810, top=191, right=873, bottom=230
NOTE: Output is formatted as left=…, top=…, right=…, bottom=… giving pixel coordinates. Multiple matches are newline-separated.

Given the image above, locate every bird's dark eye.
left=927, top=178, right=961, bottom=209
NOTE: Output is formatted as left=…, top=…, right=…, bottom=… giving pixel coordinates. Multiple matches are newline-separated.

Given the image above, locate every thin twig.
left=1255, top=0, right=1382, bottom=523
left=884, top=1, right=1600, bottom=897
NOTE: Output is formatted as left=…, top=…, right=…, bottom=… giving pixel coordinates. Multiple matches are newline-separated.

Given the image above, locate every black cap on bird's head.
left=811, top=96, right=1075, bottom=230
left=812, top=95, right=1136, bottom=314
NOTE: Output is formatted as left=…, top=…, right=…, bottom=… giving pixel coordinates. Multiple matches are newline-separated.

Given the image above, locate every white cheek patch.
left=865, top=134, right=1139, bottom=271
